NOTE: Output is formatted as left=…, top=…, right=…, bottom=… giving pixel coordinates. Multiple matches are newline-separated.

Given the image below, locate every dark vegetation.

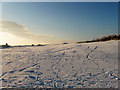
left=0, top=43, right=45, bottom=49
left=0, top=43, right=10, bottom=48
left=77, top=34, right=120, bottom=43
left=37, top=44, right=45, bottom=46
left=63, top=43, right=68, bottom=44
left=31, top=44, right=34, bottom=46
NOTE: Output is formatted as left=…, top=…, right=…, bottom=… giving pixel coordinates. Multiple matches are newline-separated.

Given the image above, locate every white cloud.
left=0, top=20, right=54, bottom=44
left=1, top=20, right=50, bottom=39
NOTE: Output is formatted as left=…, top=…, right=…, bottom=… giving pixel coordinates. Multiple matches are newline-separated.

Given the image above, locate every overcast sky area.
left=0, top=2, right=118, bottom=45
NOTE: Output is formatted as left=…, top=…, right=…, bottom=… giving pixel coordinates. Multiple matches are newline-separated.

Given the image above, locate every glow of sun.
left=0, top=32, right=29, bottom=45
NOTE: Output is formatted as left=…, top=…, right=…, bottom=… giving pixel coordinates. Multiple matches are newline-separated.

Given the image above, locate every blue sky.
left=1, top=2, right=118, bottom=45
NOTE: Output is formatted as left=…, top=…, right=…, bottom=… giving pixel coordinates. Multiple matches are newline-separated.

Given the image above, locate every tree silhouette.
left=6, top=43, right=8, bottom=46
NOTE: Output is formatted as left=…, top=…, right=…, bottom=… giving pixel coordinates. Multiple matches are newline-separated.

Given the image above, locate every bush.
left=63, top=43, right=68, bottom=44
left=37, top=44, right=42, bottom=46
left=31, top=44, right=34, bottom=46
left=1, top=43, right=10, bottom=48
left=37, top=44, right=45, bottom=46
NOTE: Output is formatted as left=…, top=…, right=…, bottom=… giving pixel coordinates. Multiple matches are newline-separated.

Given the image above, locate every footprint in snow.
left=72, top=50, right=77, bottom=53
left=6, top=61, right=12, bottom=65
left=25, top=70, right=34, bottom=73
left=62, top=52, right=66, bottom=55
left=29, top=76, right=36, bottom=79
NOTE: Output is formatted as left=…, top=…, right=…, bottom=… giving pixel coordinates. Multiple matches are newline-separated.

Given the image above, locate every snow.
left=0, top=40, right=118, bottom=88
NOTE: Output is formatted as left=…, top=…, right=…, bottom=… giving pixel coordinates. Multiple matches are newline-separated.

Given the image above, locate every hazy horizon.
left=0, top=2, right=118, bottom=45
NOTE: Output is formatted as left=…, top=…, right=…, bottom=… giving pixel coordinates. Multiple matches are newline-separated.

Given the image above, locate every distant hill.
left=77, top=34, right=120, bottom=43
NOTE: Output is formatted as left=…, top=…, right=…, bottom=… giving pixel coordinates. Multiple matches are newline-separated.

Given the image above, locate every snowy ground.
left=1, top=40, right=119, bottom=88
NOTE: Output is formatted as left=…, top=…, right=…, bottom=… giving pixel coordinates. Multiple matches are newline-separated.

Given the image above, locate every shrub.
left=1, top=43, right=10, bottom=48
left=37, top=44, right=42, bottom=46
left=63, top=43, right=68, bottom=44
left=31, top=44, right=34, bottom=46
left=37, top=44, right=45, bottom=46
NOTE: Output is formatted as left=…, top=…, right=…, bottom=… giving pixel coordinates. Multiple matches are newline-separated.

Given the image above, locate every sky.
left=0, top=2, right=118, bottom=45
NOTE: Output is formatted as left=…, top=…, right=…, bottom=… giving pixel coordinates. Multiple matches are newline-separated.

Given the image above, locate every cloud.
left=1, top=20, right=51, bottom=41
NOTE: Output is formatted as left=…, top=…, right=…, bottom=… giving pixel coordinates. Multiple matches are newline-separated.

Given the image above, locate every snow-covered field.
left=1, top=40, right=118, bottom=88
